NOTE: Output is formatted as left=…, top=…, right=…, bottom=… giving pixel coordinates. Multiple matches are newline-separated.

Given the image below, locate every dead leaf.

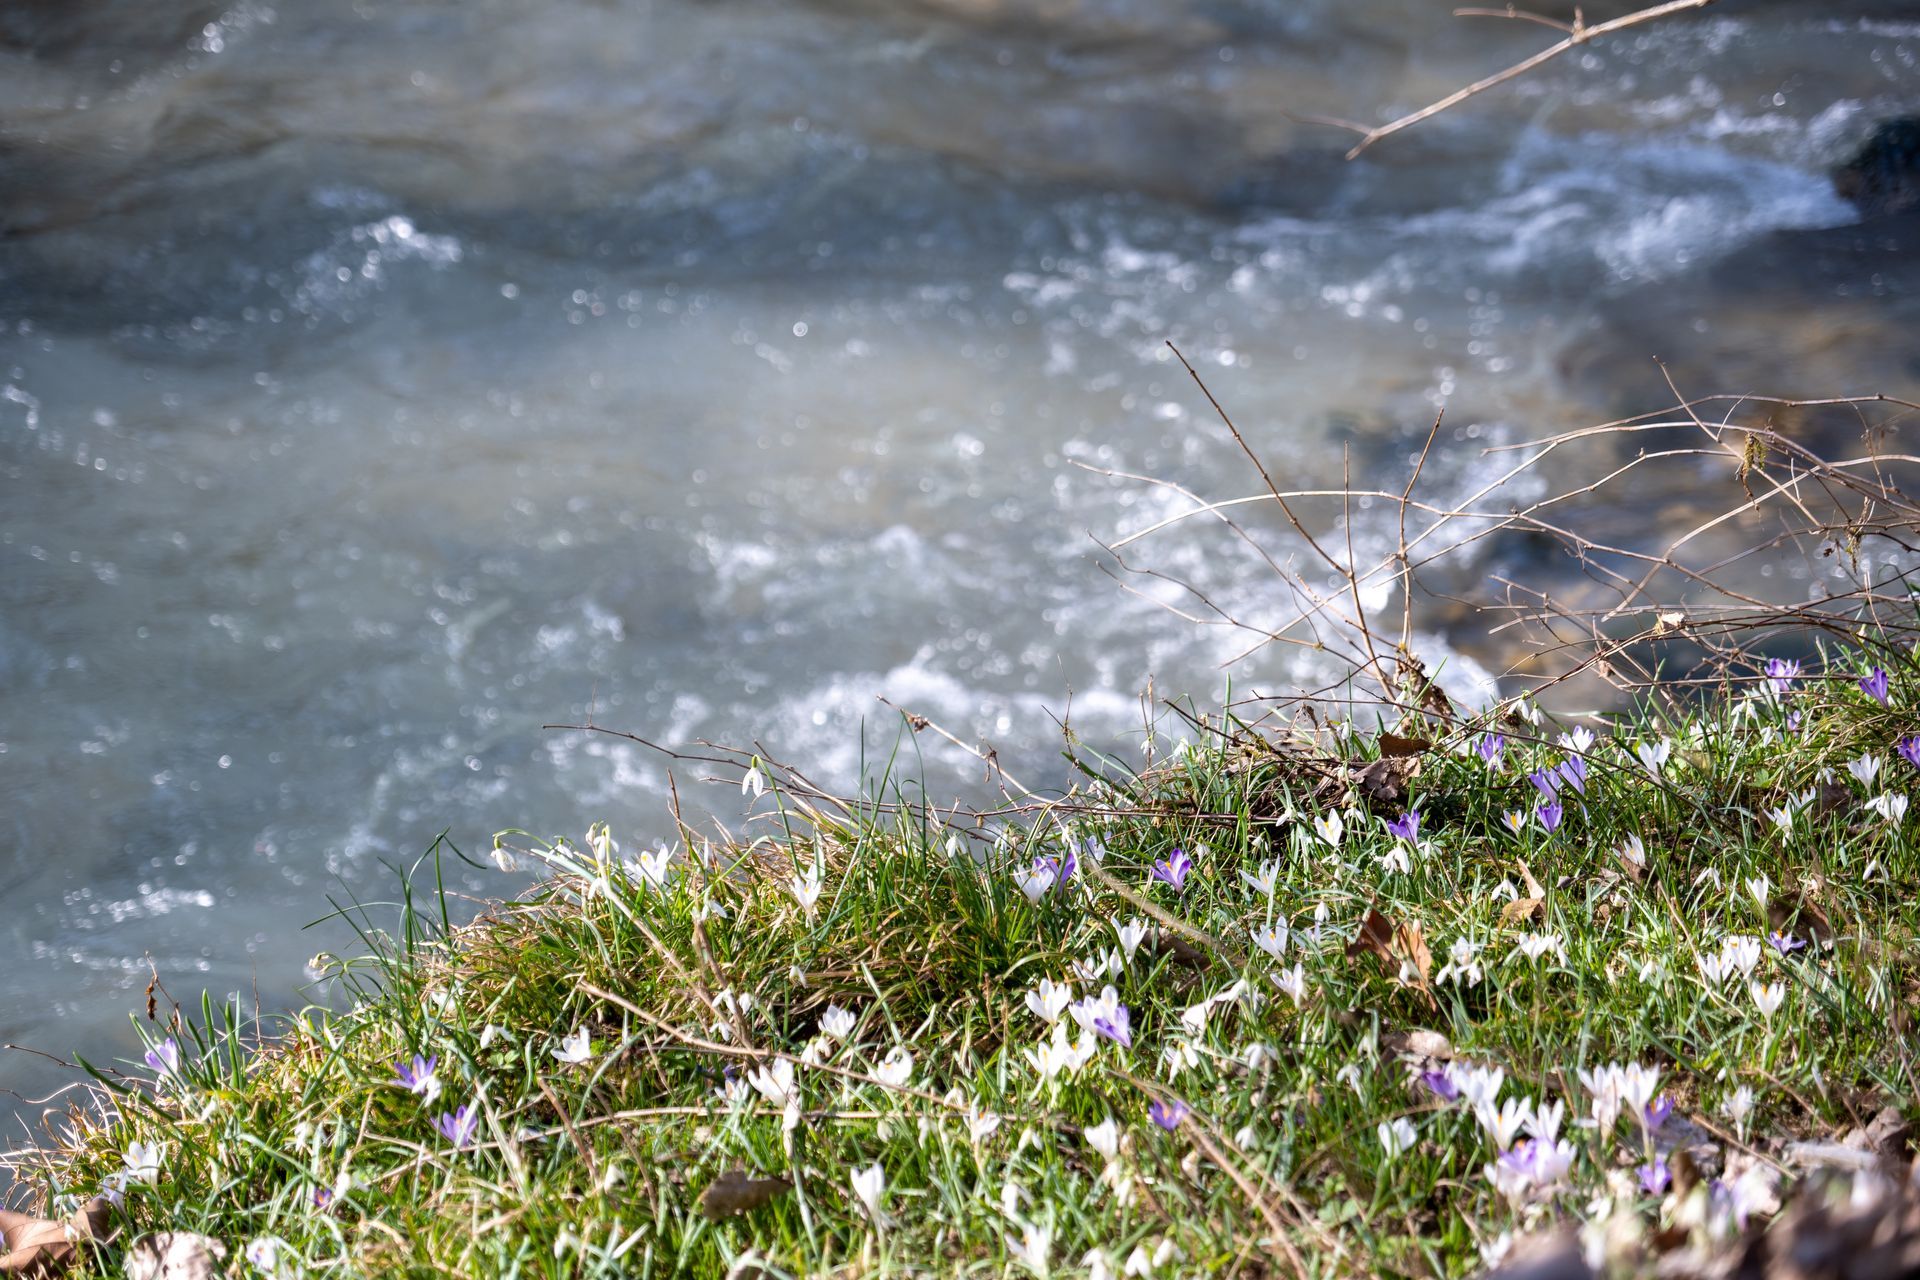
left=1345, top=905, right=1435, bottom=1006
left=1381, top=1028, right=1454, bottom=1061
left=124, top=1233, right=227, bottom=1280
left=1767, top=889, right=1835, bottom=951
left=697, top=1170, right=793, bottom=1220
left=1500, top=897, right=1545, bottom=926
left=0, top=1197, right=109, bottom=1276
left=1352, top=755, right=1420, bottom=808
left=1516, top=859, right=1546, bottom=900
left=1376, top=732, right=1431, bottom=759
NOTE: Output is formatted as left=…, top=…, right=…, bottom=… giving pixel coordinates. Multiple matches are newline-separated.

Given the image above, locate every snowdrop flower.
left=1378, top=845, right=1412, bottom=875
left=1635, top=739, right=1672, bottom=777
left=1312, top=811, right=1344, bottom=848
left=1083, top=1251, right=1114, bottom=1280
left=1501, top=809, right=1528, bottom=836
left=1848, top=753, right=1884, bottom=788
left=748, top=1059, right=796, bottom=1107
left=874, top=1047, right=915, bottom=1088
left=789, top=863, right=824, bottom=913
left=1508, top=697, right=1541, bottom=726
left=551, top=1028, right=593, bottom=1065
left=1435, top=937, right=1484, bottom=987
left=124, top=1140, right=164, bottom=1185
left=1514, top=932, right=1565, bottom=964
left=849, top=1162, right=887, bottom=1226
left=820, top=1004, right=858, bottom=1041
left=1866, top=792, right=1909, bottom=824
left=1271, top=963, right=1308, bottom=1006
left=1025, top=980, right=1074, bottom=1025
left=1749, top=981, right=1786, bottom=1019
left=1335, top=1063, right=1365, bottom=1097
left=630, top=846, right=674, bottom=889
left=1722, top=1085, right=1755, bottom=1138
left=1162, top=1037, right=1201, bottom=1079
left=1746, top=875, right=1770, bottom=910
left=1378, top=1117, right=1417, bottom=1160
left=741, top=761, right=767, bottom=799
left=1477, top=1096, right=1533, bottom=1151
left=1859, top=667, right=1891, bottom=707
left=1148, top=1098, right=1189, bottom=1132
left=1016, top=858, right=1058, bottom=903
left=1113, top=918, right=1148, bottom=961
left=141, top=1037, right=183, bottom=1083
left=1240, top=860, right=1279, bottom=897
left=1251, top=923, right=1288, bottom=959
left=393, top=1054, right=441, bottom=1104
left=1138, top=845, right=1190, bottom=892
left=1083, top=1117, right=1121, bottom=1162
left=434, top=1103, right=480, bottom=1150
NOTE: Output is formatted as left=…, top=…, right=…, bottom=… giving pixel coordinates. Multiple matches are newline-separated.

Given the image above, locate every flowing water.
left=3, top=0, right=1918, bottom=1126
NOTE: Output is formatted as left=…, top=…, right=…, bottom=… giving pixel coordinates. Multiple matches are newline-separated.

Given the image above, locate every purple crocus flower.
left=1385, top=811, right=1420, bottom=843
left=1639, top=1158, right=1672, bottom=1195
left=1418, top=1070, right=1458, bottom=1102
left=1765, top=657, right=1801, bottom=696
left=1644, top=1094, right=1674, bottom=1131
left=1477, top=733, right=1505, bottom=766
left=1527, top=767, right=1560, bottom=799
left=1537, top=800, right=1564, bottom=834
left=313, top=1187, right=334, bottom=1210
left=434, top=1103, right=480, bottom=1149
left=1056, top=845, right=1078, bottom=891
left=1785, top=711, right=1803, bottom=734
left=1861, top=667, right=1891, bottom=707
left=1148, top=1098, right=1190, bottom=1132
left=144, top=1037, right=180, bottom=1076
left=394, top=1054, right=439, bottom=1096
left=1899, top=736, right=1920, bottom=772
left=1148, top=848, right=1191, bottom=892
left=1767, top=930, right=1806, bottom=956
left=1556, top=756, right=1587, bottom=796
left=1092, top=1004, right=1133, bottom=1049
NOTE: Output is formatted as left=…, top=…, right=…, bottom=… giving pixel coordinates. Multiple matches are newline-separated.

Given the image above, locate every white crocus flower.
left=748, top=1059, right=795, bottom=1107
left=631, top=846, right=674, bottom=889
left=849, top=1162, right=887, bottom=1226
left=1250, top=923, right=1288, bottom=959
left=873, top=1048, right=914, bottom=1089
left=1271, top=963, right=1308, bottom=1006
left=1010, top=1221, right=1052, bottom=1277
left=1477, top=1096, right=1533, bottom=1151
left=1312, top=812, right=1344, bottom=848
left=1634, top=738, right=1671, bottom=777
left=1240, top=860, right=1279, bottom=897
left=552, top=1027, right=593, bottom=1065
left=789, top=864, right=824, bottom=912
left=124, top=1141, right=165, bottom=1185
left=1377, top=1117, right=1417, bottom=1159
left=1746, top=875, right=1770, bottom=910
left=1024, top=979, right=1074, bottom=1025
left=1750, top=981, right=1786, bottom=1019
left=820, top=1004, right=857, bottom=1041
left=1867, top=792, right=1909, bottom=824
left=1846, top=753, right=1883, bottom=788
left=1723, top=1085, right=1756, bottom=1138
left=1112, top=918, right=1148, bottom=961
left=1722, top=935, right=1764, bottom=979
left=1084, top=1117, right=1121, bottom=1161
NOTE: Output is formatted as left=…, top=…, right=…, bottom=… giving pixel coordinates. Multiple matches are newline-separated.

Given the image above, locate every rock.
left=1833, top=118, right=1920, bottom=219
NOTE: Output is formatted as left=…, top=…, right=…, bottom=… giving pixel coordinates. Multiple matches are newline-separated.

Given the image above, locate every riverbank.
left=6, top=648, right=1916, bottom=1277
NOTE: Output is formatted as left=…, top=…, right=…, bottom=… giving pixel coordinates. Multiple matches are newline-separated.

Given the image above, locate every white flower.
left=1122, top=1245, right=1155, bottom=1277
left=1528, top=1099, right=1566, bottom=1144
left=1746, top=875, right=1770, bottom=909
left=1578, top=1064, right=1624, bottom=1133
left=124, top=1140, right=164, bottom=1185
left=789, top=864, right=824, bottom=912
left=1750, top=981, right=1786, bottom=1019
left=1335, top=1062, right=1364, bottom=1097
left=1477, top=1096, right=1533, bottom=1151
left=552, top=1027, right=593, bottom=1065
left=1847, top=753, right=1883, bottom=788
left=1454, top=1065, right=1505, bottom=1112
left=1559, top=725, right=1596, bottom=753
left=1083, top=1250, right=1114, bottom=1280
left=1240, top=860, right=1279, bottom=897
left=1722, top=935, right=1764, bottom=979
left=1025, top=979, right=1074, bottom=1025
left=1766, top=805, right=1795, bottom=834
left=1271, top=963, right=1308, bottom=1006
left=244, top=1237, right=291, bottom=1276
left=1435, top=937, right=1484, bottom=987
left=748, top=1059, right=795, bottom=1107
left=1312, top=812, right=1345, bottom=848
left=1069, top=950, right=1125, bottom=983
left=1027, top=1021, right=1096, bottom=1082
left=630, top=846, right=674, bottom=889
left=1178, top=1001, right=1212, bottom=1038
left=1617, top=835, right=1646, bottom=868
left=489, top=842, right=518, bottom=873
left=968, top=1109, right=1002, bottom=1143
left=1617, top=1063, right=1662, bottom=1118
left=874, top=1047, right=914, bottom=1089
left=1377, top=1116, right=1417, bottom=1159
left=1723, top=1085, right=1756, bottom=1137
left=741, top=762, right=768, bottom=799
left=1514, top=932, right=1566, bottom=964
left=1016, top=863, right=1057, bottom=902
left=1250, top=923, right=1288, bottom=959
left=1634, top=738, right=1672, bottom=777
left=1007, top=1221, right=1052, bottom=1277
left=849, top=1162, right=887, bottom=1225
left=1378, top=845, right=1412, bottom=875
left=820, top=1004, right=857, bottom=1041
left=1866, top=792, right=1909, bottom=824
left=1162, top=1038, right=1201, bottom=1078
left=1084, top=1117, right=1121, bottom=1161
left=1113, top=918, right=1148, bottom=961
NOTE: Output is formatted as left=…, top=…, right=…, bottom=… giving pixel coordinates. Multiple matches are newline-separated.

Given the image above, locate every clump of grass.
left=8, top=647, right=1917, bottom=1278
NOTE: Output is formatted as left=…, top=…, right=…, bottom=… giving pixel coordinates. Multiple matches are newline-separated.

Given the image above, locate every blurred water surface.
left=3, top=0, right=1918, bottom=1123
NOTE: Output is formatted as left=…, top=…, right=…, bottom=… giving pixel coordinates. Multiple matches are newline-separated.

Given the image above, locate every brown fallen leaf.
left=1381, top=1028, right=1454, bottom=1061
left=1500, top=897, right=1545, bottom=926
left=697, top=1170, right=793, bottom=1220
left=1376, top=732, right=1431, bottom=759
left=0, top=1197, right=110, bottom=1276
left=1345, top=905, right=1436, bottom=1007
left=124, top=1233, right=227, bottom=1280
left=1768, top=888, right=1835, bottom=951
left=1352, top=755, right=1420, bottom=808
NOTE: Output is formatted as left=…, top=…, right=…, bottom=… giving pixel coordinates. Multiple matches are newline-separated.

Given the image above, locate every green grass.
left=8, top=653, right=1918, bottom=1278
